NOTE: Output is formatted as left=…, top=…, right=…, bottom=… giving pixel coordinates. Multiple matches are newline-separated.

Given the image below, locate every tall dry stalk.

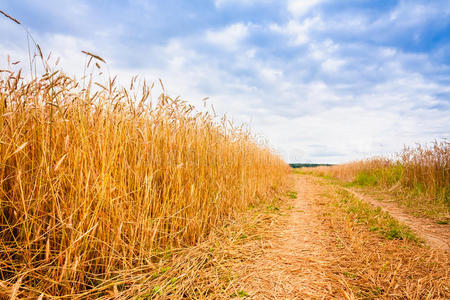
left=0, top=59, right=289, bottom=296
left=400, top=141, right=449, bottom=202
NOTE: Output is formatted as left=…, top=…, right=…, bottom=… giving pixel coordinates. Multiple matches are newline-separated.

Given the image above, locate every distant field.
left=302, top=141, right=449, bottom=220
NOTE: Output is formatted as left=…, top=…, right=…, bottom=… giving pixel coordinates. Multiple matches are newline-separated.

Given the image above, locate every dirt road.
left=342, top=187, right=450, bottom=251
left=236, top=175, right=341, bottom=299
left=233, top=174, right=449, bottom=299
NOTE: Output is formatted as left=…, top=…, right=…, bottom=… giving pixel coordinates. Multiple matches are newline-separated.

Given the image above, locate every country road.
left=232, top=174, right=449, bottom=299
left=342, top=187, right=450, bottom=251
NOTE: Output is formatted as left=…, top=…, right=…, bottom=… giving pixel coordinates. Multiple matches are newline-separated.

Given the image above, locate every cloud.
left=206, top=23, right=249, bottom=50
left=270, top=16, right=322, bottom=45
left=287, top=0, right=322, bottom=17
left=387, top=1, right=450, bottom=27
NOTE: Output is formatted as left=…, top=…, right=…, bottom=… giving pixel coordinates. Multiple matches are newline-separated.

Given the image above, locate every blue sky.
left=1, top=0, right=449, bottom=163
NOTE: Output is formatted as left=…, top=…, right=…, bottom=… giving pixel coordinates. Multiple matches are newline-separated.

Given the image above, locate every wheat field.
left=2, top=8, right=449, bottom=299
left=0, top=53, right=289, bottom=297
left=306, top=141, right=449, bottom=218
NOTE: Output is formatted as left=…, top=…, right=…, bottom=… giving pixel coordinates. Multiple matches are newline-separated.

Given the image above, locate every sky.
left=0, top=0, right=449, bottom=163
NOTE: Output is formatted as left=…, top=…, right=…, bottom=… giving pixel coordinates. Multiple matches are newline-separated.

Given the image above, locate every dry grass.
left=0, top=44, right=289, bottom=297
left=304, top=176, right=449, bottom=299
left=304, top=141, right=449, bottom=219
left=400, top=142, right=449, bottom=203
left=98, top=191, right=289, bottom=299
left=230, top=174, right=449, bottom=299
left=322, top=179, right=450, bottom=299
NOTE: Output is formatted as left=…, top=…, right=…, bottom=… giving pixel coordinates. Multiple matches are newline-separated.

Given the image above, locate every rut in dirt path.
left=342, top=187, right=450, bottom=251
left=235, top=174, right=449, bottom=299
left=237, top=175, right=341, bottom=299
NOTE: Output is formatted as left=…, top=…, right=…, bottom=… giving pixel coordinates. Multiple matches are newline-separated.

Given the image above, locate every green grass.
left=231, top=290, right=249, bottom=298
left=292, top=168, right=315, bottom=175
left=348, top=165, right=448, bottom=219
left=436, top=219, right=449, bottom=225
left=352, top=164, right=403, bottom=187
left=287, top=191, right=297, bottom=199
left=306, top=168, right=449, bottom=221
left=335, top=189, right=418, bottom=242
left=267, top=205, right=280, bottom=211
left=354, top=171, right=380, bottom=186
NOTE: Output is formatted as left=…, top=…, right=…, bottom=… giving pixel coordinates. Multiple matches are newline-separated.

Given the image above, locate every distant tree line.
left=289, top=163, right=334, bottom=168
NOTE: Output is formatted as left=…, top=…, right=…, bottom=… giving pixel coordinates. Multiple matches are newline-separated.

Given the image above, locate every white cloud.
left=321, top=58, right=345, bottom=72
left=206, top=23, right=249, bottom=50
left=259, top=67, right=283, bottom=82
left=270, top=17, right=322, bottom=45
left=379, top=47, right=397, bottom=58
left=387, top=1, right=450, bottom=26
left=309, top=39, right=338, bottom=60
left=0, top=22, right=95, bottom=79
left=287, top=0, right=321, bottom=17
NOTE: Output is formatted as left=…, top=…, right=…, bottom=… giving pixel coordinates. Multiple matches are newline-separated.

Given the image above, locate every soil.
left=236, top=175, right=342, bottom=299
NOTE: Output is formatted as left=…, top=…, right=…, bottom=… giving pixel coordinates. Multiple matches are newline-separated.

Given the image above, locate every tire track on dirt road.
left=342, top=187, right=449, bottom=251
left=234, top=174, right=449, bottom=299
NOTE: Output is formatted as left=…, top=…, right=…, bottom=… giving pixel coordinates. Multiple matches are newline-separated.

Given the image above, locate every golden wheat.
left=0, top=58, right=289, bottom=297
